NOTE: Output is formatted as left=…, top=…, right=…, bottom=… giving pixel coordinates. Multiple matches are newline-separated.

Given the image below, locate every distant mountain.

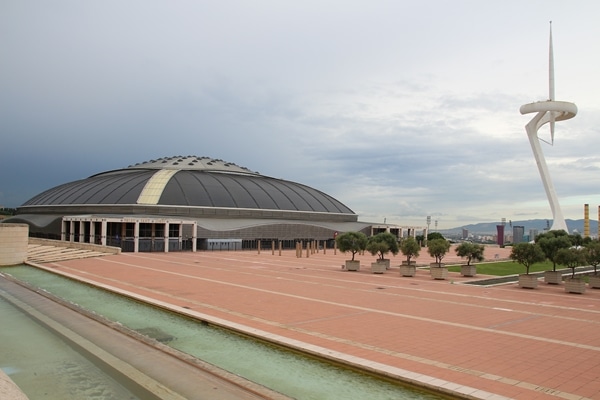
left=443, top=219, right=598, bottom=235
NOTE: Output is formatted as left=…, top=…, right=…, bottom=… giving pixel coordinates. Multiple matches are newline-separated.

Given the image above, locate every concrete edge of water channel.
left=0, top=271, right=293, bottom=400
left=0, top=369, right=29, bottom=400
left=25, top=262, right=508, bottom=400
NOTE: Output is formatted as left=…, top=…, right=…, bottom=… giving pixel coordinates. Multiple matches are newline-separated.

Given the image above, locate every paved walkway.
left=36, top=246, right=600, bottom=400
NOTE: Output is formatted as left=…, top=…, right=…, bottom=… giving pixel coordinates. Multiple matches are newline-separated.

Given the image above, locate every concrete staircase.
left=27, top=238, right=120, bottom=264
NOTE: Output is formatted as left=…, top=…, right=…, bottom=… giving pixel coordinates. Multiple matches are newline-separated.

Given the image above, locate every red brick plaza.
left=40, top=245, right=600, bottom=400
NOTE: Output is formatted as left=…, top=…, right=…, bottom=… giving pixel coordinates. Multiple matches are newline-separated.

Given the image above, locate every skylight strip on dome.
left=136, top=169, right=178, bottom=205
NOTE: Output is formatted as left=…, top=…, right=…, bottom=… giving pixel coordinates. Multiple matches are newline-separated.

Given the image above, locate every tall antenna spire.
left=549, top=21, right=555, bottom=101
left=549, top=21, right=555, bottom=142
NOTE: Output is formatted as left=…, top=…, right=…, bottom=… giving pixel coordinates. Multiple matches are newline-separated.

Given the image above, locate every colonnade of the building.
left=61, top=217, right=197, bottom=252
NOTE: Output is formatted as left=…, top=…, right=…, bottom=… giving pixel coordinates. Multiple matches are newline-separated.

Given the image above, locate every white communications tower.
left=519, top=22, right=577, bottom=232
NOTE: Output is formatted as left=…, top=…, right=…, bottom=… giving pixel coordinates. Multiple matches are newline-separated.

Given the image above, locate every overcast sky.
left=2, top=1, right=600, bottom=229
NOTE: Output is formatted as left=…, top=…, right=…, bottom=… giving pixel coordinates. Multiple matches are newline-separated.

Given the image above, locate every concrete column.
left=164, top=222, right=169, bottom=253
left=79, top=221, right=85, bottom=243
left=61, top=220, right=67, bottom=242
left=134, top=221, right=139, bottom=253
left=70, top=221, right=75, bottom=242
left=192, top=222, right=197, bottom=252
left=101, top=220, right=107, bottom=246
left=89, top=221, right=95, bottom=244
left=179, top=223, right=183, bottom=251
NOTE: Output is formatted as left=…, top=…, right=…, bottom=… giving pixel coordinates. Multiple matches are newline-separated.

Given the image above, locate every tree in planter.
left=400, top=237, right=420, bottom=265
left=556, top=247, right=587, bottom=293
left=584, top=240, right=600, bottom=288
left=335, top=231, right=368, bottom=261
left=510, top=242, right=546, bottom=275
left=427, top=239, right=450, bottom=267
left=455, top=242, right=485, bottom=266
left=555, top=247, right=586, bottom=279
left=366, top=232, right=399, bottom=261
left=535, top=230, right=572, bottom=271
left=455, top=242, right=485, bottom=277
left=510, top=242, right=546, bottom=289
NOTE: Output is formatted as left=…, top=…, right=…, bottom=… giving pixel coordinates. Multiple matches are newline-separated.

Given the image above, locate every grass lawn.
left=446, top=261, right=555, bottom=276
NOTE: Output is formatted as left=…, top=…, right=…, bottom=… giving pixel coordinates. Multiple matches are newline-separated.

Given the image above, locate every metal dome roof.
left=21, top=156, right=355, bottom=215
left=124, top=155, right=259, bottom=174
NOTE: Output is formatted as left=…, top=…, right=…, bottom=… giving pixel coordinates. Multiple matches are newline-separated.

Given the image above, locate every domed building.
left=8, top=156, right=380, bottom=252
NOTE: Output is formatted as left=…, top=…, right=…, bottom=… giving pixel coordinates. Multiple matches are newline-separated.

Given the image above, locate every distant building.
left=513, top=226, right=525, bottom=244
left=2, top=155, right=425, bottom=253
left=5, top=156, right=363, bottom=251
left=496, top=225, right=505, bottom=246
left=462, top=228, right=468, bottom=240
left=529, top=229, right=539, bottom=242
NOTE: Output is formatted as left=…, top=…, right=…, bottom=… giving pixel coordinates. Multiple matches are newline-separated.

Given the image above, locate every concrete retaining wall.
left=0, top=224, right=29, bottom=266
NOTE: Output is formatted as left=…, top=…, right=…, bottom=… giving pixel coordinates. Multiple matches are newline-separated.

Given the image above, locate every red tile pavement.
left=37, top=245, right=600, bottom=400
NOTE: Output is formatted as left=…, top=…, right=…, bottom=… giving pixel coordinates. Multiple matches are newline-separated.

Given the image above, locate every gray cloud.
left=2, top=1, right=600, bottom=229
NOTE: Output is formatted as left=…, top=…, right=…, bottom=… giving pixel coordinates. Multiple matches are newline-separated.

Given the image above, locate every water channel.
left=1, top=265, right=447, bottom=400
left=0, top=290, right=141, bottom=400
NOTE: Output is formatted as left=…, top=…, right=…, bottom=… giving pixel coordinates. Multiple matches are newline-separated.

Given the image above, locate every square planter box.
left=399, top=264, right=416, bottom=277
left=377, top=259, right=391, bottom=270
left=371, top=262, right=386, bottom=274
left=565, top=278, right=586, bottom=294
left=589, top=275, right=600, bottom=289
left=460, top=264, right=477, bottom=277
left=430, top=264, right=447, bottom=280
left=518, top=274, right=539, bottom=289
left=345, top=260, right=360, bottom=271
left=544, top=270, right=563, bottom=285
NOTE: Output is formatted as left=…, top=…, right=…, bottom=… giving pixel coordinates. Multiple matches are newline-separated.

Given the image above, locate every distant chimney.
left=584, top=204, right=590, bottom=237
